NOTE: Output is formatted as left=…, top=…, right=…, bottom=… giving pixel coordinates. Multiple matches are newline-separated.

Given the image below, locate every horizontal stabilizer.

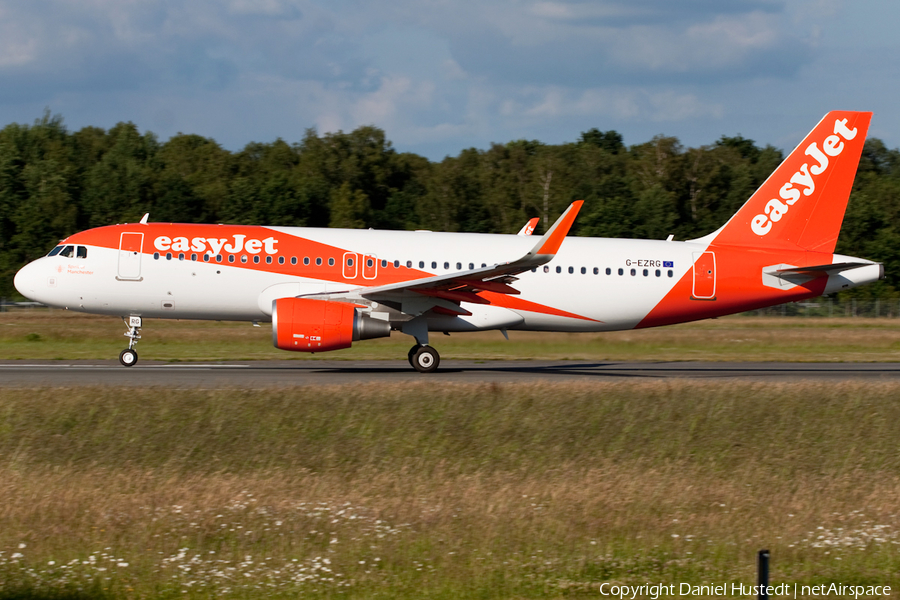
left=772, top=262, right=873, bottom=277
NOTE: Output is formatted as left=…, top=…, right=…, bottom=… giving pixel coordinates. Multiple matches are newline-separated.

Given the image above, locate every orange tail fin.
left=709, top=111, right=871, bottom=253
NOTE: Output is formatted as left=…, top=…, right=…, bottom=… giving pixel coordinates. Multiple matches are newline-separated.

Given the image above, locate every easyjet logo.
left=751, top=118, right=858, bottom=236
left=153, top=234, right=279, bottom=255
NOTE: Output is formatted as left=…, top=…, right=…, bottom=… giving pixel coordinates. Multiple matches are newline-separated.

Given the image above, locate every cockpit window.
left=59, top=246, right=75, bottom=258
left=76, top=246, right=88, bottom=259
left=47, top=246, right=63, bottom=257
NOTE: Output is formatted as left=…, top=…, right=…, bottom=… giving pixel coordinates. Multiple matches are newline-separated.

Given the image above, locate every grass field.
left=3, top=309, right=900, bottom=362
left=1, top=381, right=899, bottom=599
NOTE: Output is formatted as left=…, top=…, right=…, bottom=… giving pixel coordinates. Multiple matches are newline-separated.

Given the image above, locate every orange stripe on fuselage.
left=67, top=223, right=434, bottom=287
left=68, top=223, right=602, bottom=322
left=637, top=244, right=830, bottom=329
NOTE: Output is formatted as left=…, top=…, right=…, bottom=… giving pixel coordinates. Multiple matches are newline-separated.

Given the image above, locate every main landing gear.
left=119, top=316, right=142, bottom=367
left=407, top=344, right=440, bottom=373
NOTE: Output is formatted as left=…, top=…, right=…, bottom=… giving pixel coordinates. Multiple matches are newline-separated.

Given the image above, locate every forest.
left=2, top=112, right=899, bottom=299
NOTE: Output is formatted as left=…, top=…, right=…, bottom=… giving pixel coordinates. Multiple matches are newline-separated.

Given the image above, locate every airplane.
left=14, top=111, right=883, bottom=372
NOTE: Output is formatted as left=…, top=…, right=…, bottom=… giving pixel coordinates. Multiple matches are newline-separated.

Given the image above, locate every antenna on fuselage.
left=139, top=213, right=149, bottom=225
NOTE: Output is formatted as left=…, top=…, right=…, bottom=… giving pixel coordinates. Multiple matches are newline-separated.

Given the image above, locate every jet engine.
left=272, top=297, right=391, bottom=352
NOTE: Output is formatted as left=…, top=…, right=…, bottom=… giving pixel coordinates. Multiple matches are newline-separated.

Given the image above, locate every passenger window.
left=328, top=258, right=335, bottom=266
left=153, top=252, right=160, bottom=260
left=303, top=257, right=310, bottom=265
left=418, top=261, right=424, bottom=268
left=204, top=254, right=210, bottom=262
left=469, top=263, right=474, bottom=270
left=643, top=269, right=648, bottom=276
left=655, top=269, right=661, bottom=277
left=432, top=261, right=437, bottom=269
left=456, top=262, right=462, bottom=270
left=606, top=268, right=611, bottom=275
left=166, top=252, right=173, bottom=260
left=60, top=246, right=75, bottom=258
left=191, top=253, right=197, bottom=261
left=266, top=256, right=272, bottom=264
left=543, top=266, right=549, bottom=273
left=347, top=258, right=354, bottom=266
left=316, top=258, right=322, bottom=266
left=179, top=253, right=185, bottom=261
left=618, top=268, right=624, bottom=275
left=556, top=266, right=562, bottom=274
left=667, top=270, right=674, bottom=277
left=368, top=258, right=375, bottom=268
left=217, top=255, right=223, bottom=263
left=568, top=267, right=574, bottom=274
left=48, top=246, right=63, bottom=257
left=630, top=268, right=636, bottom=276
left=278, top=256, right=285, bottom=264
left=381, top=259, right=387, bottom=268
left=593, top=267, right=599, bottom=275
left=291, top=257, right=298, bottom=265
left=394, top=260, right=400, bottom=268
left=253, top=256, right=259, bottom=264
left=76, top=246, right=88, bottom=259
left=443, top=262, right=449, bottom=269
left=228, top=255, right=235, bottom=263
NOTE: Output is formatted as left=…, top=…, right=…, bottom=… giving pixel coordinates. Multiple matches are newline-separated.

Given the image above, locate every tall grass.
left=1, top=382, right=899, bottom=598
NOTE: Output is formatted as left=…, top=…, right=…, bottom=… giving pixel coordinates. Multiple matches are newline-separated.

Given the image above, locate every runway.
left=3, top=359, right=900, bottom=387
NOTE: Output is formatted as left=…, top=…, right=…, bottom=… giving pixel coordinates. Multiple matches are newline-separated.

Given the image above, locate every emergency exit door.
left=691, top=251, right=716, bottom=300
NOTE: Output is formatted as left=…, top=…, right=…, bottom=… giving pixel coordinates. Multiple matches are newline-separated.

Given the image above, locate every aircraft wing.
left=315, top=201, right=582, bottom=317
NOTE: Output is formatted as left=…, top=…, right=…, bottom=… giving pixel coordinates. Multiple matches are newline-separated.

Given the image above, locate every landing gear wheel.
left=408, top=345, right=419, bottom=367
left=119, top=348, right=138, bottom=367
left=411, top=345, right=440, bottom=373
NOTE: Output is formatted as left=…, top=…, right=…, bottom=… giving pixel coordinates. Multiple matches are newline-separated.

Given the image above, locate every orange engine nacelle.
left=272, top=297, right=391, bottom=352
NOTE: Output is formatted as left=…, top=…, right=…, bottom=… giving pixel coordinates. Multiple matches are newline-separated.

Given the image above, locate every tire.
left=119, top=349, right=138, bottom=367
left=411, top=345, right=440, bottom=373
left=407, top=345, right=419, bottom=367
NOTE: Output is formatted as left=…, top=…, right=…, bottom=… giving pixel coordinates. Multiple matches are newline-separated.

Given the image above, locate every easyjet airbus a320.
left=14, top=111, right=884, bottom=371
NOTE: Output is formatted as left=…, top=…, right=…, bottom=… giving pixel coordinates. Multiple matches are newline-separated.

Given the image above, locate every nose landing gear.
left=119, top=316, right=142, bottom=367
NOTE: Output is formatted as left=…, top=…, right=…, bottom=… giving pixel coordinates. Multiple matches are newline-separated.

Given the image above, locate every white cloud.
left=350, top=75, right=435, bottom=126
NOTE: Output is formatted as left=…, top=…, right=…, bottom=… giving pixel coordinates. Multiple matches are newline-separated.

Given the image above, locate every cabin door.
left=691, top=251, right=716, bottom=300
left=117, top=232, right=143, bottom=280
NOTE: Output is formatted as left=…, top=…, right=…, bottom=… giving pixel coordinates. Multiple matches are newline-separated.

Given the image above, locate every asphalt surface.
left=3, top=360, right=900, bottom=387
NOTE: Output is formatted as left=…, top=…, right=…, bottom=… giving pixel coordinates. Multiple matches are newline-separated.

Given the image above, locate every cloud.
left=429, top=4, right=810, bottom=86
left=0, top=0, right=895, bottom=163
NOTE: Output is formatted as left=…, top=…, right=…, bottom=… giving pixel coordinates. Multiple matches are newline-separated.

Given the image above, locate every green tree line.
left=2, top=112, right=898, bottom=298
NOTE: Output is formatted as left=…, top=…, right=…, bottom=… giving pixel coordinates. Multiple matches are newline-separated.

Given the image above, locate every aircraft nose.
left=14, top=260, right=41, bottom=300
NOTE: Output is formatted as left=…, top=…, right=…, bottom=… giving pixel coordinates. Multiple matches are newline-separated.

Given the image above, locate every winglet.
left=530, top=201, right=583, bottom=257
left=517, top=217, right=539, bottom=236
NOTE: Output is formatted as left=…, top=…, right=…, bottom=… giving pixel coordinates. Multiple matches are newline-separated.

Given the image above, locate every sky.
left=0, top=0, right=897, bottom=160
